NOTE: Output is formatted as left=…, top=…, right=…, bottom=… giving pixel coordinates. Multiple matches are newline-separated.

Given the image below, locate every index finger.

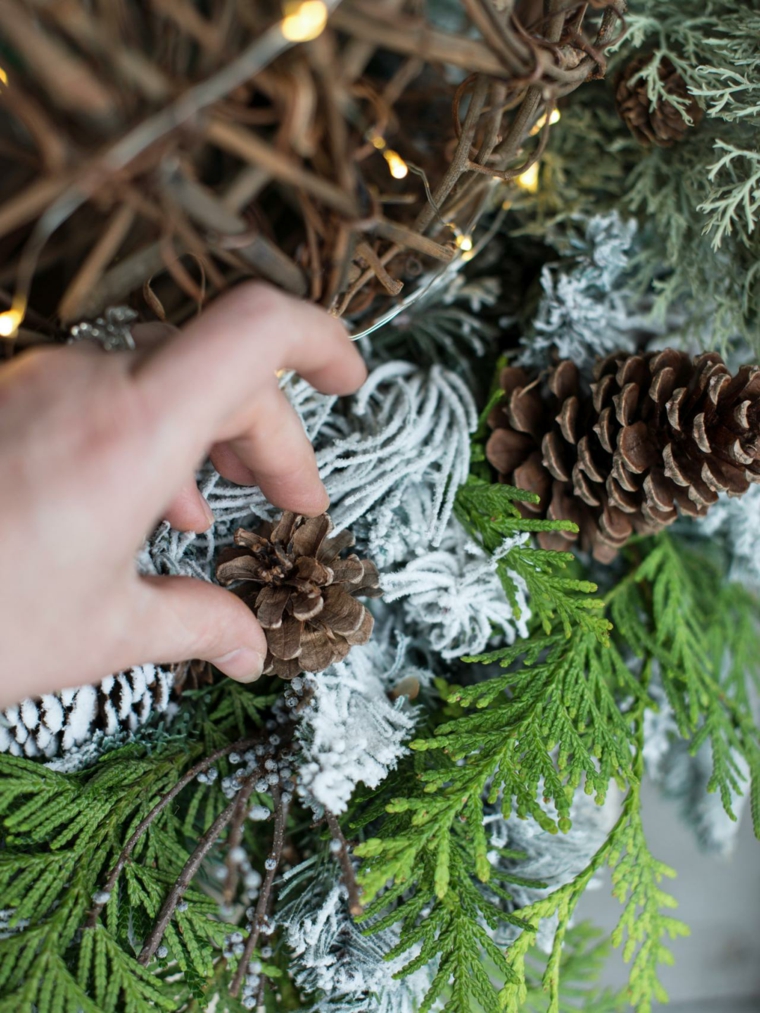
left=137, top=284, right=365, bottom=423
left=133, top=282, right=366, bottom=473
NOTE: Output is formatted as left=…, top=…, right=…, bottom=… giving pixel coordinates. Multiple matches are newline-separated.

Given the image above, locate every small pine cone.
left=0, top=665, right=174, bottom=759
left=616, top=54, right=703, bottom=147
left=485, top=350, right=760, bottom=563
left=216, top=512, right=382, bottom=679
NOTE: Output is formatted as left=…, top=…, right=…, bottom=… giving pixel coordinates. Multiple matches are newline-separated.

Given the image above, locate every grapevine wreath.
left=0, top=2, right=759, bottom=1011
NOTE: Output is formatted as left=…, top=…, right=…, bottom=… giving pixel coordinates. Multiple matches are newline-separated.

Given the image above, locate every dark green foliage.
left=0, top=682, right=280, bottom=1013
left=520, top=2, right=760, bottom=352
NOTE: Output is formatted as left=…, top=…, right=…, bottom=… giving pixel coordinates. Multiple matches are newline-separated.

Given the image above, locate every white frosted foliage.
left=383, top=523, right=530, bottom=658
left=296, top=637, right=422, bottom=816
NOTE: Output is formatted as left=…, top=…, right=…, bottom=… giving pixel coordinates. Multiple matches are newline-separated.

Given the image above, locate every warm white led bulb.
left=281, top=1, right=328, bottom=42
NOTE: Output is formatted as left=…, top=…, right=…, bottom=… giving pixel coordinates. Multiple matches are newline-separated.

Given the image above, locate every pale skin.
left=0, top=283, right=367, bottom=709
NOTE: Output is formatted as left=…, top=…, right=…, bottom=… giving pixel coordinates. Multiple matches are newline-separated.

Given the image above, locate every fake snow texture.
left=643, top=682, right=749, bottom=856
left=517, top=212, right=641, bottom=374
left=295, top=626, right=427, bottom=816
left=484, top=787, right=622, bottom=952
left=278, top=859, right=431, bottom=1013
left=382, top=528, right=530, bottom=658
left=694, top=484, right=760, bottom=591
left=0, top=665, right=173, bottom=760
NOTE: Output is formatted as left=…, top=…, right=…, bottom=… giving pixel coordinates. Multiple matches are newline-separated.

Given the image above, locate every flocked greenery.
left=351, top=393, right=760, bottom=1013
left=532, top=0, right=760, bottom=352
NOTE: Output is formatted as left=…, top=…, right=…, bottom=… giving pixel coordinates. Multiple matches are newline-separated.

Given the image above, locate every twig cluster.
left=0, top=0, right=625, bottom=348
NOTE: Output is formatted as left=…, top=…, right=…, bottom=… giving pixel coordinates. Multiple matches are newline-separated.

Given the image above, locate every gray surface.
left=577, top=780, right=760, bottom=1009
left=662, top=1002, right=758, bottom=1013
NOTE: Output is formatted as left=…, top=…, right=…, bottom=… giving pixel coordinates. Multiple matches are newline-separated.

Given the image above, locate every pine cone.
left=216, top=512, right=382, bottom=679
left=616, top=54, right=702, bottom=147
left=0, top=666, right=174, bottom=759
left=485, top=350, right=760, bottom=563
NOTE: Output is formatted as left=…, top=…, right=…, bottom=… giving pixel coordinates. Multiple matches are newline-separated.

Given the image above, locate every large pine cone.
left=216, top=512, right=382, bottom=679
left=616, top=54, right=702, bottom=147
left=486, top=350, right=760, bottom=563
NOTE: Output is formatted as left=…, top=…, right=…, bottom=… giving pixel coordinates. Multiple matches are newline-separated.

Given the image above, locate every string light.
left=516, top=162, right=540, bottom=194
left=0, top=305, right=24, bottom=340
left=529, top=108, right=561, bottom=136
left=368, top=132, right=409, bottom=180
left=281, top=0, right=328, bottom=42
left=383, top=149, right=409, bottom=179
left=455, top=233, right=473, bottom=253
left=0, top=66, right=7, bottom=87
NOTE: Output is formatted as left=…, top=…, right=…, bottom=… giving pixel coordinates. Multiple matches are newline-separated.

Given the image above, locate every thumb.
left=127, top=576, right=268, bottom=683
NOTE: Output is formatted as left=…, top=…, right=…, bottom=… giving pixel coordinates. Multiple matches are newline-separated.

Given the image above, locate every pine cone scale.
left=487, top=350, right=760, bottom=561
left=216, top=513, right=381, bottom=678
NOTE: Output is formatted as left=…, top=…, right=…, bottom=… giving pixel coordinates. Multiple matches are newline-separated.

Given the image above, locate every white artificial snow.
left=382, top=523, right=530, bottom=658
left=517, top=212, right=642, bottom=374
left=644, top=682, right=750, bottom=856
left=484, top=785, right=622, bottom=952
left=61, top=685, right=99, bottom=753
left=296, top=634, right=423, bottom=816
left=0, top=665, right=175, bottom=767
left=694, top=484, right=760, bottom=590
left=278, top=859, right=431, bottom=1013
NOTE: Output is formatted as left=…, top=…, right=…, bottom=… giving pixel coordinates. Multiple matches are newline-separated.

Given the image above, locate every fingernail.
left=202, top=498, right=215, bottom=530
left=211, top=647, right=264, bottom=683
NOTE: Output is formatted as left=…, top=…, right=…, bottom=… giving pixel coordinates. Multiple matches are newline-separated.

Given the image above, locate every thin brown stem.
left=138, top=793, right=240, bottom=964
left=87, top=736, right=257, bottom=928
left=223, top=778, right=258, bottom=907
left=324, top=810, right=363, bottom=917
left=230, top=788, right=290, bottom=997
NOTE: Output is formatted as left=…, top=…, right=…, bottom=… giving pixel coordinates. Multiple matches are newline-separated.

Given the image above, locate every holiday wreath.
left=0, top=1, right=759, bottom=1010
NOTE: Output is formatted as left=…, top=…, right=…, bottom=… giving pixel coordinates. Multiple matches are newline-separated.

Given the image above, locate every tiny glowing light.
left=529, top=108, right=561, bottom=135
left=455, top=233, right=473, bottom=252
left=0, top=66, right=7, bottom=86
left=281, top=0, right=328, bottom=42
left=516, top=163, right=540, bottom=193
left=370, top=133, right=386, bottom=150
left=0, top=308, right=23, bottom=339
left=383, top=149, right=408, bottom=179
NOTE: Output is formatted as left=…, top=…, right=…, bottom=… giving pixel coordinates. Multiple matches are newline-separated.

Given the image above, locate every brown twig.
left=86, top=736, right=257, bottom=928
left=58, top=205, right=135, bottom=323
left=324, top=810, right=363, bottom=917
left=138, top=793, right=240, bottom=964
left=222, top=778, right=258, bottom=907
left=230, top=788, right=290, bottom=997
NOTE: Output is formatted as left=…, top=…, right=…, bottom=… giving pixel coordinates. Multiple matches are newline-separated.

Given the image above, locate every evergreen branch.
left=609, top=533, right=760, bottom=834
left=454, top=474, right=609, bottom=639
left=88, top=736, right=257, bottom=928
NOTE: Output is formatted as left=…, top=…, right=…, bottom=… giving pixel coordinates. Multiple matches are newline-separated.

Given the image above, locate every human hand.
left=0, top=284, right=366, bottom=708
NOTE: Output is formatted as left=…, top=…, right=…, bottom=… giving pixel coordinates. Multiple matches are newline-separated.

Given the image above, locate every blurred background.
left=578, top=781, right=760, bottom=1013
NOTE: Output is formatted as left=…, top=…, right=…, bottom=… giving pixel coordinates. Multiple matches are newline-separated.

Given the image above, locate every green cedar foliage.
left=521, top=923, right=624, bottom=1013
left=0, top=682, right=282, bottom=1013
left=354, top=521, right=760, bottom=1012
